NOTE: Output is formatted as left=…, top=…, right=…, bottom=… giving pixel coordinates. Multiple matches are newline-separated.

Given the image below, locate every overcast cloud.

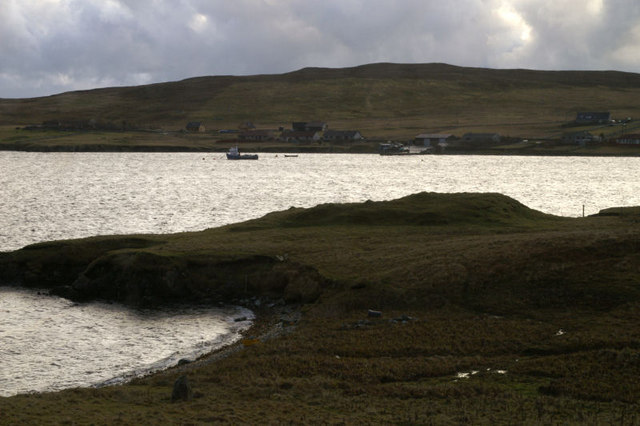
left=2, top=0, right=640, bottom=98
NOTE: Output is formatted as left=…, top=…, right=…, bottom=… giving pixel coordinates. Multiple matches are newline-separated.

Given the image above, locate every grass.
left=1, top=192, right=640, bottom=423
left=3, top=63, right=640, bottom=149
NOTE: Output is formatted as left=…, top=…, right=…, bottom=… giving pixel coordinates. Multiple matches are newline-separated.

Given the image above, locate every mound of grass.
left=231, top=192, right=562, bottom=231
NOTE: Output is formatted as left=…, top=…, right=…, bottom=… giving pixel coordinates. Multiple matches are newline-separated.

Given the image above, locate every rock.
left=171, top=375, right=192, bottom=402
left=391, top=314, right=414, bottom=323
left=234, top=316, right=248, bottom=322
left=368, top=309, right=382, bottom=318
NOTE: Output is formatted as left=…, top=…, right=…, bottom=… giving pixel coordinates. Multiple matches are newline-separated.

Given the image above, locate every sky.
left=2, top=0, right=640, bottom=98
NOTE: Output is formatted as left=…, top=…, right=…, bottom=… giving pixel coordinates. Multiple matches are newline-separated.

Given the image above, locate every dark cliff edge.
left=0, top=237, right=327, bottom=307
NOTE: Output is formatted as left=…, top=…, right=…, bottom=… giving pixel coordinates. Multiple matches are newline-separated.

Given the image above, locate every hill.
left=3, top=62, right=640, bottom=140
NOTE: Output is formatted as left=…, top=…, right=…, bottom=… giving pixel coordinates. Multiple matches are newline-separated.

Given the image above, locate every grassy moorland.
left=1, top=193, right=640, bottom=423
left=2, top=63, right=640, bottom=153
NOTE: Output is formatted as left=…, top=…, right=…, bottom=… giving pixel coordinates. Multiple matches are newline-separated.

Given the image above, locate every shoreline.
left=0, top=296, right=300, bottom=397
left=1, top=144, right=640, bottom=157
left=0, top=286, right=266, bottom=398
left=149, top=303, right=300, bottom=380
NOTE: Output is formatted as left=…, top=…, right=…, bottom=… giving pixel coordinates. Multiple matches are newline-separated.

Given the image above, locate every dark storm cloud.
left=2, top=0, right=640, bottom=98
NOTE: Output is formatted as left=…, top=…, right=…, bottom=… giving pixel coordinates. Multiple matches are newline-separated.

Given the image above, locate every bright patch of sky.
left=496, top=2, right=532, bottom=42
left=189, top=13, right=209, bottom=33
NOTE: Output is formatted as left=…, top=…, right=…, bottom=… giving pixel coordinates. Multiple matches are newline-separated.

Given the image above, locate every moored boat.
left=379, top=142, right=409, bottom=155
left=226, top=146, right=258, bottom=160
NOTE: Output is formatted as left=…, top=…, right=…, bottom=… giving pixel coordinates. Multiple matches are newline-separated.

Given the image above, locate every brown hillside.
left=2, top=63, right=640, bottom=138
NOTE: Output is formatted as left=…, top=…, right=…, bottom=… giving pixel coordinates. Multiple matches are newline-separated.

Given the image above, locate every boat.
left=379, top=142, right=433, bottom=156
left=284, top=154, right=299, bottom=157
left=226, top=146, right=258, bottom=160
left=379, top=142, right=410, bottom=155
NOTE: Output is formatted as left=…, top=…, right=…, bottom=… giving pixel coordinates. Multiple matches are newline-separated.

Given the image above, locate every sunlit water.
left=2, top=152, right=639, bottom=252
left=1, top=152, right=639, bottom=396
left=0, top=287, right=252, bottom=397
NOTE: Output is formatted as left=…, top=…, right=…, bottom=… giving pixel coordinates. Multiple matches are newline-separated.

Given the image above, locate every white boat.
left=226, top=146, right=258, bottom=160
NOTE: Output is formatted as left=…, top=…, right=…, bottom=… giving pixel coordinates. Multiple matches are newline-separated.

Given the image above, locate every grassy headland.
left=1, top=192, right=640, bottom=423
left=2, top=63, right=640, bottom=154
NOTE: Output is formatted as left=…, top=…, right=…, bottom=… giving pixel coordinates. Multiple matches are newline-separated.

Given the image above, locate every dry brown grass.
left=3, top=63, right=640, bottom=143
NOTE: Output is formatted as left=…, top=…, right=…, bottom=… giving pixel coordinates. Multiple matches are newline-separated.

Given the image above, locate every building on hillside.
left=306, top=121, right=328, bottom=132
left=186, top=122, right=205, bottom=132
left=563, top=131, right=599, bottom=146
left=575, top=112, right=611, bottom=124
left=237, top=130, right=273, bottom=141
left=414, top=133, right=455, bottom=147
left=616, top=134, right=640, bottom=145
left=292, top=121, right=328, bottom=132
left=323, top=130, right=363, bottom=141
left=462, top=133, right=501, bottom=144
left=279, top=130, right=321, bottom=142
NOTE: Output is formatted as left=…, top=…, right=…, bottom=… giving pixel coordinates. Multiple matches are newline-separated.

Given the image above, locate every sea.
left=1, top=151, right=639, bottom=396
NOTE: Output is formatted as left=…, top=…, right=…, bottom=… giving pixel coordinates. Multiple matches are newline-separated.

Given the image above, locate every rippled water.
left=1, top=152, right=639, bottom=397
left=1, top=152, right=639, bottom=251
left=0, top=287, right=252, bottom=397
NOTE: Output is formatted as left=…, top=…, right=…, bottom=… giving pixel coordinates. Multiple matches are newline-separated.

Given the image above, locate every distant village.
left=27, top=111, right=640, bottom=153
left=187, top=120, right=364, bottom=145
left=184, top=111, right=640, bottom=153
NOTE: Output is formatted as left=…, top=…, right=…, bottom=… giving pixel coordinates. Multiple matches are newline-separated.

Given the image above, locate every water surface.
left=0, top=287, right=252, bottom=397
left=1, top=152, right=639, bottom=251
